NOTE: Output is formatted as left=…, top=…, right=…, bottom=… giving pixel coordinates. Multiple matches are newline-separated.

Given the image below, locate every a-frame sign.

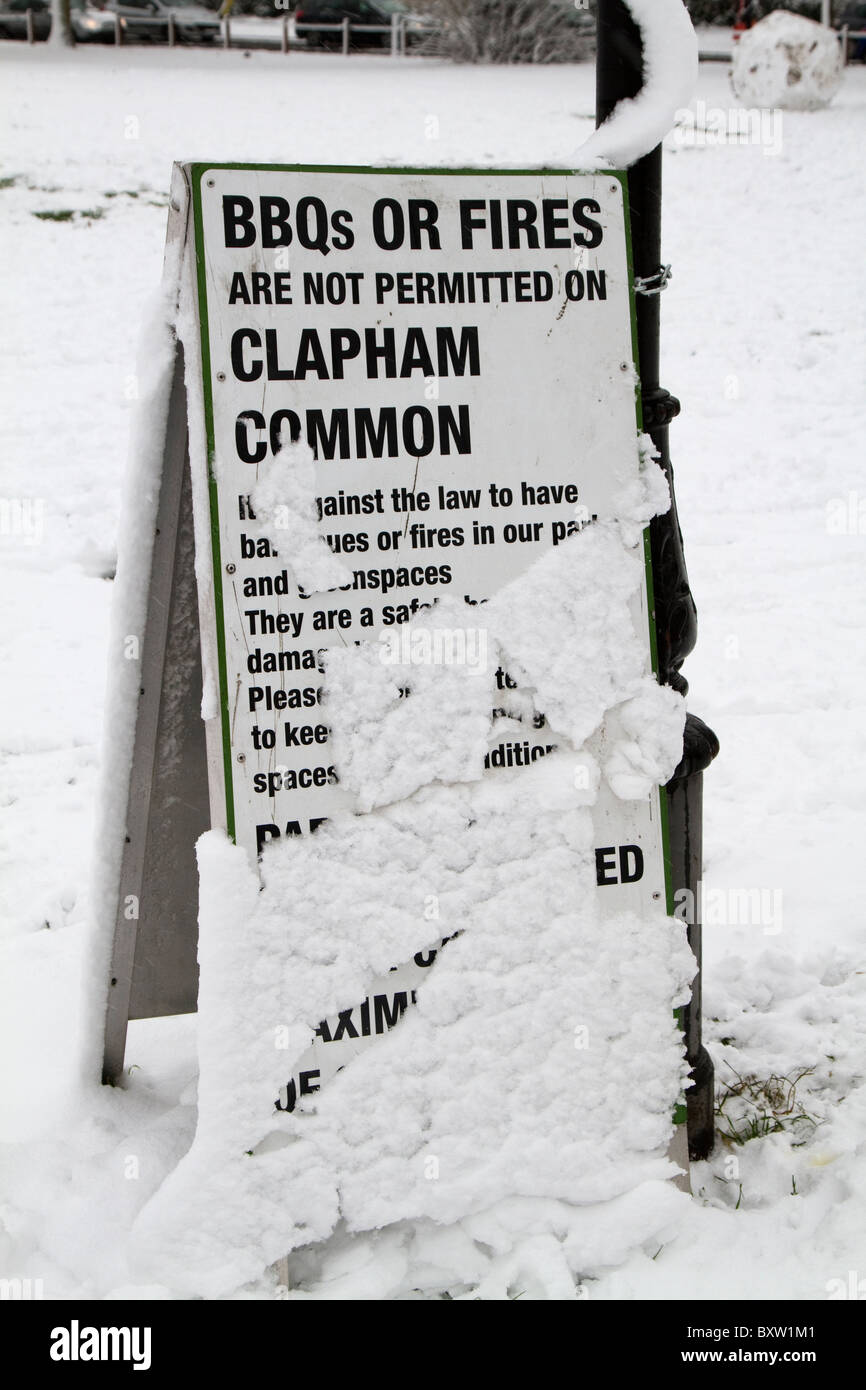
left=102, top=163, right=681, bottom=1159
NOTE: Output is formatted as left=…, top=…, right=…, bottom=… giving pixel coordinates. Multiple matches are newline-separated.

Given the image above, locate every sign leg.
left=102, top=344, right=210, bottom=1084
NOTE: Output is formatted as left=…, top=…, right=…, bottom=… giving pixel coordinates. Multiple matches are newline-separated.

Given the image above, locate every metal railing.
left=13, top=13, right=865, bottom=59
left=294, top=14, right=432, bottom=56
left=840, top=26, right=866, bottom=63
left=14, top=8, right=434, bottom=53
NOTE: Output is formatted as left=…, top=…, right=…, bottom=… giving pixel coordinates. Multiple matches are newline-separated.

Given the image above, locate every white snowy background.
left=1, top=31, right=865, bottom=1300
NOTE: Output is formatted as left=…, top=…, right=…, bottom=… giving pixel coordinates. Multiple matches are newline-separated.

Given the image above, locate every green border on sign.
left=189, top=162, right=674, bottom=927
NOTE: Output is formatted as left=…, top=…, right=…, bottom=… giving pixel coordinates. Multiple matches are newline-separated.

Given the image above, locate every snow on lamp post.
left=596, top=0, right=720, bottom=1160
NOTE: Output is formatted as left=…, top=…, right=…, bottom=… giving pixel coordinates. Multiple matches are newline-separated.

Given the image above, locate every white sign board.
left=188, top=164, right=671, bottom=1111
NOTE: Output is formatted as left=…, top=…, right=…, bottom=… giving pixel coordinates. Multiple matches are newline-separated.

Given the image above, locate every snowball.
left=731, top=12, right=844, bottom=112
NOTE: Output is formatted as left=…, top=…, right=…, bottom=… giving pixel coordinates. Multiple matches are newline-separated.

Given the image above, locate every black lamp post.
left=596, top=0, right=720, bottom=1160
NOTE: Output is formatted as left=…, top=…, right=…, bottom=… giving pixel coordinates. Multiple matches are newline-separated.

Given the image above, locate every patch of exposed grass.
left=715, top=1066, right=819, bottom=1147
left=32, top=207, right=106, bottom=223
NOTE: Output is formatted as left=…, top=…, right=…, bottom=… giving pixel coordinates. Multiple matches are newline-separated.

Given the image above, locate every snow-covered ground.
left=1, top=41, right=865, bottom=1300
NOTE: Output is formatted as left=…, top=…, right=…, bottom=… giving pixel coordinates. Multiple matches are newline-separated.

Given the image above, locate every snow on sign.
left=188, top=163, right=671, bottom=1109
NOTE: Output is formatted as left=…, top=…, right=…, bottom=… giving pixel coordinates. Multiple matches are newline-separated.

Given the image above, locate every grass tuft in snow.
left=32, top=207, right=106, bottom=222
left=715, top=1066, right=820, bottom=1147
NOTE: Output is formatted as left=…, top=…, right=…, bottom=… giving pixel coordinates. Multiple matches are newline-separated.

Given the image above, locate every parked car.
left=295, top=0, right=412, bottom=49
left=0, top=0, right=117, bottom=41
left=103, top=0, right=219, bottom=43
left=72, top=0, right=121, bottom=39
